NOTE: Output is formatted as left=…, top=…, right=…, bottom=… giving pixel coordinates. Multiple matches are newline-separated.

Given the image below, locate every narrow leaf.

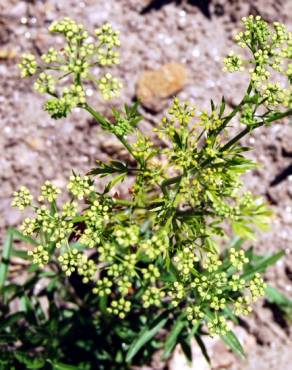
left=221, top=331, right=245, bottom=358
left=265, top=285, right=292, bottom=307
left=52, top=362, right=80, bottom=370
left=163, top=316, right=185, bottom=359
left=0, top=228, right=13, bottom=290
left=126, top=316, right=168, bottom=363
left=242, top=250, right=284, bottom=280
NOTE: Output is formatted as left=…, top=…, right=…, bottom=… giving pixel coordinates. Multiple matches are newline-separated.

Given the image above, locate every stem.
left=265, top=108, right=292, bottom=123
left=117, top=135, right=139, bottom=163
left=220, top=126, right=251, bottom=152
left=113, top=198, right=135, bottom=207
left=219, top=82, right=253, bottom=131
left=161, top=107, right=292, bottom=190
left=221, top=108, right=292, bottom=152
left=84, top=103, right=111, bottom=128
left=84, top=103, right=141, bottom=163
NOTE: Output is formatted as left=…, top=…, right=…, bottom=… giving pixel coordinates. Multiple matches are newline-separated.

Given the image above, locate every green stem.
left=219, top=82, right=253, bottom=131
left=161, top=107, right=292, bottom=190
left=84, top=103, right=140, bottom=163
left=265, top=108, right=292, bottom=123
left=220, top=126, right=251, bottom=152
left=221, top=108, right=292, bottom=152
left=84, top=103, right=110, bottom=128
left=113, top=198, right=136, bottom=207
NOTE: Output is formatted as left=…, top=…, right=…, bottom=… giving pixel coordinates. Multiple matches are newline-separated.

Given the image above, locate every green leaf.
left=242, top=250, right=284, bottom=280
left=221, top=330, right=245, bottom=359
left=173, top=130, right=183, bottom=149
left=0, top=228, right=13, bottom=291
left=179, top=335, right=192, bottom=362
left=162, top=315, right=185, bottom=359
left=126, top=316, right=168, bottom=363
left=15, top=352, right=45, bottom=369
left=11, top=249, right=29, bottom=259
left=0, top=312, right=26, bottom=330
left=89, top=160, right=129, bottom=176
left=219, top=96, right=226, bottom=117
left=9, top=228, right=38, bottom=246
left=52, top=362, right=80, bottom=370
left=232, top=222, right=255, bottom=240
left=104, top=173, right=126, bottom=193
left=265, top=285, right=292, bottom=307
left=265, top=285, right=292, bottom=321
left=195, top=335, right=211, bottom=364
left=228, top=236, right=244, bottom=250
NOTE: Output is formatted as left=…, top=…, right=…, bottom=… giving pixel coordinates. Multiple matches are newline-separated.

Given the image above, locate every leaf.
left=126, top=316, right=168, bottom=363
left=104, top=173, right=126, bottom=193
left=265, top=285, right=292, bottom=321
left=88, top=160, right=129, bottom=176
left=242, top=250, right=284, bottom=280
left=221, top=331, right=245, bottom=359
left=173, top=130, right=182, bottom=149
left=219, top=96, right=226, bottom=117
left=179, top=335, right=192, bottom=362
left=11, top=249, right=29, bottom=259
left=15, top=352, right=45, bottom=369
left=162, top=315, right=185, bottom=359
left=232, top=222, right=255, bottom=240
left=195, top=335, right=211, bottom=364
left=210, top=99, right=216, bottom=112
left=228, top=236, right=244, bottom=250
left=0, top=228, right=13, bottom=291
left=9, top=228, right=38, bottom=246
left=0, top=312, right=26, bottom=330
left=52, top=362, right=80, bottom=370
left=265, top=285, right=292, bottom=307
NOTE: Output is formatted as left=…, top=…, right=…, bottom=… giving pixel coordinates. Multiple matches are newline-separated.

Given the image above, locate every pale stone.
left=136, top=62, right=188, bottom=112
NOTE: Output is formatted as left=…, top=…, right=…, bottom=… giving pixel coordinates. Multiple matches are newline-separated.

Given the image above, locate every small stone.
left=25, top=137, right=45, bottom=151
left=136, top=62, right=188, bottom=112
left=211, top=340, right=235, bottom=369
left=0, top=49, right=17, bottom=60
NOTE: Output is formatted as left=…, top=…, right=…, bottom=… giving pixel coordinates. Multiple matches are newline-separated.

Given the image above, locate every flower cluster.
left=12, top=186, right=33, bottom=211
left=98, top=73, right=122, bottom=100
left=223, top=52, right=244, bottom=72
left=18, top=53, right=37, bottom=77
left=38, top=181, right=60, bottom=202
left=107, top=298, right=131, bottom=319
left=19, top=18, right=122, bottom=119
left=67, top=174, right=94, bottom=199
left=28, top=245, right=49, bottom=268
left=226, top=15, right=291, bottom=109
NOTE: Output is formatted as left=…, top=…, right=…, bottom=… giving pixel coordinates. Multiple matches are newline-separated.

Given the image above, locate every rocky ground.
left=0, top=0, right=292, bottom=369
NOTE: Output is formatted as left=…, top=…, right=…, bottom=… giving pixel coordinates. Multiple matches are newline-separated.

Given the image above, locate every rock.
left=25, top=137, right=46, bottom=151
left=211, top=340, right=236, bottom=369
left=136, top=62, right=188, bottom=112
left=0, top=49, right=17, bottom=60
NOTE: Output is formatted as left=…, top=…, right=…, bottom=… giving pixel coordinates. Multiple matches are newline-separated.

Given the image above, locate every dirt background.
left=0, top=0, right=292, bottom=369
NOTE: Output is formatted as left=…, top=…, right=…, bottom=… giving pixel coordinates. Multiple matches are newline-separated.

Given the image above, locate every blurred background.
left=0, top=0, right=292, bottom=368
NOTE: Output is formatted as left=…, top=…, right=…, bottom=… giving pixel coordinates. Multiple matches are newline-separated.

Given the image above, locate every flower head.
left=12, top=186, right=33, bottom=210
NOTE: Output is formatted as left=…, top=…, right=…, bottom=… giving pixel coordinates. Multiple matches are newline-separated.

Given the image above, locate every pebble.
left=136, top=62, right=188, bottom=112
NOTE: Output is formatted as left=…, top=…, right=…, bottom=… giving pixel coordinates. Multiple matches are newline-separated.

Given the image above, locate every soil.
left=0, top=0, right=292, bottom=369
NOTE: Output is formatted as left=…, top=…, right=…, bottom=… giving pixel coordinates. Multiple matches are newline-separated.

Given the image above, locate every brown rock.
left=136, top=62, right=188, bottom=112
left=211, top=340, right=235, bottom=369
left=0, top=49, right=17, bottom=60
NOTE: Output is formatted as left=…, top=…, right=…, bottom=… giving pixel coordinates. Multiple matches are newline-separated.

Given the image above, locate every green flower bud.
left=18, top=53, right=37, bottom=77
left=12, top=186, right=33, bottom=210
